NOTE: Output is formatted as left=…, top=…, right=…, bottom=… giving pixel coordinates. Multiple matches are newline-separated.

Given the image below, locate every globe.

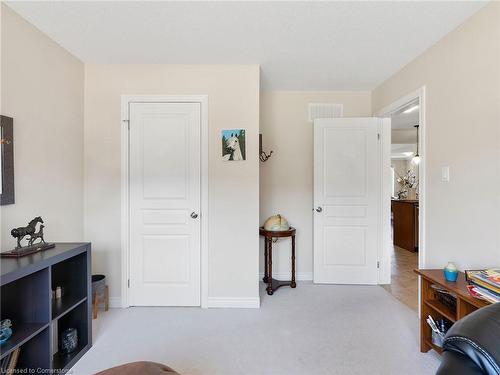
left=263, top=214, right=290, bottom=231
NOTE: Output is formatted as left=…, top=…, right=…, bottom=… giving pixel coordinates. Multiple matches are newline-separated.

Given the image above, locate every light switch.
left=441, top=166, right=450, bottom=182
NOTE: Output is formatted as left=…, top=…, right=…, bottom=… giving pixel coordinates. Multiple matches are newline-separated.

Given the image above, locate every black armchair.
left=436, top=302, right=500, bottom=375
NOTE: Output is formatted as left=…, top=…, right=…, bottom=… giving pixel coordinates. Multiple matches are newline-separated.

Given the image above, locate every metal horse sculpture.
left=28, top=225, right=46, bottom=247
left=11, top=217, right=44, bottom=248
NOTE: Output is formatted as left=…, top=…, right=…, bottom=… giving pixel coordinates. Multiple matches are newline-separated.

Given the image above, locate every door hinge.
left=377, top=261, right=380, bottom=269
left=377, top=133, right=380, bottom=140
left=127, top=279, right=130, bottom=288
left=123, top=119, right=130, bottom=130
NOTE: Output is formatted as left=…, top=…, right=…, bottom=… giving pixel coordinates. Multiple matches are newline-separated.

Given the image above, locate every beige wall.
left=84, top=64, right=260, bottom=304
left=373, top=3, right=500, bottom=269
left=4, top=0, right=498, bottom=301
left=1, top=5, right=84, bottom=249
left=259, top=91, right=371, bottom=278
left=392, top=129, right=417, bottom=144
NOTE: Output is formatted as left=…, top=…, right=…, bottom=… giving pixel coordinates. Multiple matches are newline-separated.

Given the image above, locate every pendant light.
left=412, top=124, right=421, bottom=165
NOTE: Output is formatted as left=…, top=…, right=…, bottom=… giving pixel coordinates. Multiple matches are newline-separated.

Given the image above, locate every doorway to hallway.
left=378, top=89, right=425, bottom=311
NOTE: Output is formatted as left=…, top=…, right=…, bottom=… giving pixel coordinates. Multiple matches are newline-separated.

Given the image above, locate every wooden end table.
left=414, top=269, right=490, bottom=355
left=259, top=227, right=296, bottom=295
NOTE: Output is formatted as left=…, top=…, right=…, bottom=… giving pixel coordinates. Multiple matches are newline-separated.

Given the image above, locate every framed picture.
left=0, top=115, right=14, bottom=205
left=221, top=129, right=246, bottom=161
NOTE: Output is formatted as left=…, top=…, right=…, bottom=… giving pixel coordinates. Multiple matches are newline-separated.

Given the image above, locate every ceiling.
left=391, top=99, right=419, bottom=158
left=391, top=99, right=420, bottom=130
left=6, top=1, right=486, bottom=90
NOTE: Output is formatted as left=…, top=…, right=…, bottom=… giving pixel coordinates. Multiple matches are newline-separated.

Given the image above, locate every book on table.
left=465, top=268, right=500, bottom=303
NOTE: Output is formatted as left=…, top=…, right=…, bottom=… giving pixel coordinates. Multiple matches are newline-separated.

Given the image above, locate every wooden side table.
left=414, top=269, right=490, bottom=355
left=259, top=227, right=296, bottom=295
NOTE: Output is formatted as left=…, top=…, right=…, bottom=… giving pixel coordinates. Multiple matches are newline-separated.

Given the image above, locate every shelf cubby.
left=15, top=327, right=51, bottom=371
left=0, top=268, right=50, bottom=360
left=0, top=323, right=48, bottom=360
left=52, top=294, right=87, bottom=321
left=52, top=300, right=89, bottom=371
left=424, top=299, right=456, bottom=322
left=51, top=252, right=87, bottom=320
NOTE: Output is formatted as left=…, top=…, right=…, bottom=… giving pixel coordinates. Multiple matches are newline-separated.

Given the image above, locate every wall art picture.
left=221, top=129, right=246, bottom=161
left=0, top=115, right=15, bottom=205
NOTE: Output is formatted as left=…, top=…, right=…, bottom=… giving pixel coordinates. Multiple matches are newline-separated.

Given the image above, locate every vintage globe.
left=263, top=214, right=290, bottom=231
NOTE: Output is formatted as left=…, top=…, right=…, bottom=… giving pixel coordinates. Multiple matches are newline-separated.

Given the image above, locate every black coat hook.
left=259, top=134, right=273, bottom=162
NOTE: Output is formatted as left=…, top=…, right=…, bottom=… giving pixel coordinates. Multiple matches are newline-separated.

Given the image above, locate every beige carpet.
left=72, top=282, right=439, bottom=375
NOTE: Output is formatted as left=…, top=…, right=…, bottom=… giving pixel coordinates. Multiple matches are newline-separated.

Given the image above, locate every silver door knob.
left=190, top=212, right=199, bottom=219
left=315, top=207, right=322, bottom=213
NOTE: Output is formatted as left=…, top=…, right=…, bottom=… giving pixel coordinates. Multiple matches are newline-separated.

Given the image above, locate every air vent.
left=308, top=103, right=343, bottom=122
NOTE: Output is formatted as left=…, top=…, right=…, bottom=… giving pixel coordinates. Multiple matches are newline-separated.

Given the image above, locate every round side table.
left=259, top=227, right=296, bottom=295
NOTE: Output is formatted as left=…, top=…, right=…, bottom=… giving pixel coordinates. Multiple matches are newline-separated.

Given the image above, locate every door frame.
left=375, top=86, right=426, bottom=284
left=120, top=95, right=209, bottom=308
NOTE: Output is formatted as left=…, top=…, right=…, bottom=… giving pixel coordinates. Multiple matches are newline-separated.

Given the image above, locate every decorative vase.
left=407, top=188, right=417, bottom=200
left=60, top=328, right=78, bottom=354
left=443, top=262, right=458, bottom=282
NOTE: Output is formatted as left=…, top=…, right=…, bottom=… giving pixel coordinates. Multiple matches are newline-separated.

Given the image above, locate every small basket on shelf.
left=431, top=330, right=444, bottom=348
left=431, top=284, right=457, bottom=311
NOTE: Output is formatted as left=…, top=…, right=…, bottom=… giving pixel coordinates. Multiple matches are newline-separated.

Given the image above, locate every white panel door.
left=313, top=118, right=382, bottom=284
left=129, top=102, right=201, bottom=306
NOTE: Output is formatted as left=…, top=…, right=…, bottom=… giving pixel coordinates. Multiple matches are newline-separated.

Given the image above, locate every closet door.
left=129, top=102, right=201, bottom=306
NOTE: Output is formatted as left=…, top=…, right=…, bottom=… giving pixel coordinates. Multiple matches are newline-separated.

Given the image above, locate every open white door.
left=129, top=102, right=201, bottom=306
left=313, top=118, right=388, bottom=284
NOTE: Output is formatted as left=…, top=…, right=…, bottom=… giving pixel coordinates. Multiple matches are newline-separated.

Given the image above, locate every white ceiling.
left=6, top=1, right=486, bottom=90
left=391, top=99, right=420, bottom=130
left=391, top=100, right=418, bottom=158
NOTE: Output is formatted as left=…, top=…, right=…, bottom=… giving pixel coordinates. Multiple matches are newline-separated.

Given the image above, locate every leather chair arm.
left=436, top=302, right=500, bottom=375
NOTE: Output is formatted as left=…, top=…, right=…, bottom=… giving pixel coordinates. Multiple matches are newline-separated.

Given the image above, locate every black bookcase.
left=1, top=243, right=92, bottom=372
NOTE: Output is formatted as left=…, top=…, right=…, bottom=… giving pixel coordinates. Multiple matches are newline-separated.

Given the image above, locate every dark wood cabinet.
left=392, top=200, right=419, bottom=252
left=1, top=243, right=92, bottom=372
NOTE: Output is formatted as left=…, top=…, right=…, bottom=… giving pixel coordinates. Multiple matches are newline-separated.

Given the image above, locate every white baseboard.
left=108, top=297, right=122, bottom=308
left=107, top=296, right=260, bottom=309
left=258, top=272, right=313, bottom=281
left=207, top=297, right=260, bottom=308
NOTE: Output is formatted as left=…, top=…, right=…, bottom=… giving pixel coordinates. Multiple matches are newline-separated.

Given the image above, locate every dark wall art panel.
left=1, top=115, right=15, bottom=205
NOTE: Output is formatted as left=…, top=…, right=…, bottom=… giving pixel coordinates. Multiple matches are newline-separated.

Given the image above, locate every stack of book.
left=465, top=268, right=500, bottom=304
left=1, top=348, right=20, bottom=372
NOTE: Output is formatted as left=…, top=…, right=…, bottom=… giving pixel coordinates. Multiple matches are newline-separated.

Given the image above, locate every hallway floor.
left=381, top=245, right=419, bottom=310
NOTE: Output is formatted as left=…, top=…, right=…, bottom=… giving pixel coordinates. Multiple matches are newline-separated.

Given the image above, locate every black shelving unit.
left=1, top=243, right=92, bottom=372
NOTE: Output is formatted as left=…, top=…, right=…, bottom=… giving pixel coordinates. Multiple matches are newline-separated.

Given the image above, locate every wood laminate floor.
left=381, top=244, right=419, bottom=311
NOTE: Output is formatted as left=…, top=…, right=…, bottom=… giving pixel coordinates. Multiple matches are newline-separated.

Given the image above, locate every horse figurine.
left=225, top=133, right=243, bottom=161
left=28, top=224, right=46, bottom=247
left=11, top=217, right=44, bottom=248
